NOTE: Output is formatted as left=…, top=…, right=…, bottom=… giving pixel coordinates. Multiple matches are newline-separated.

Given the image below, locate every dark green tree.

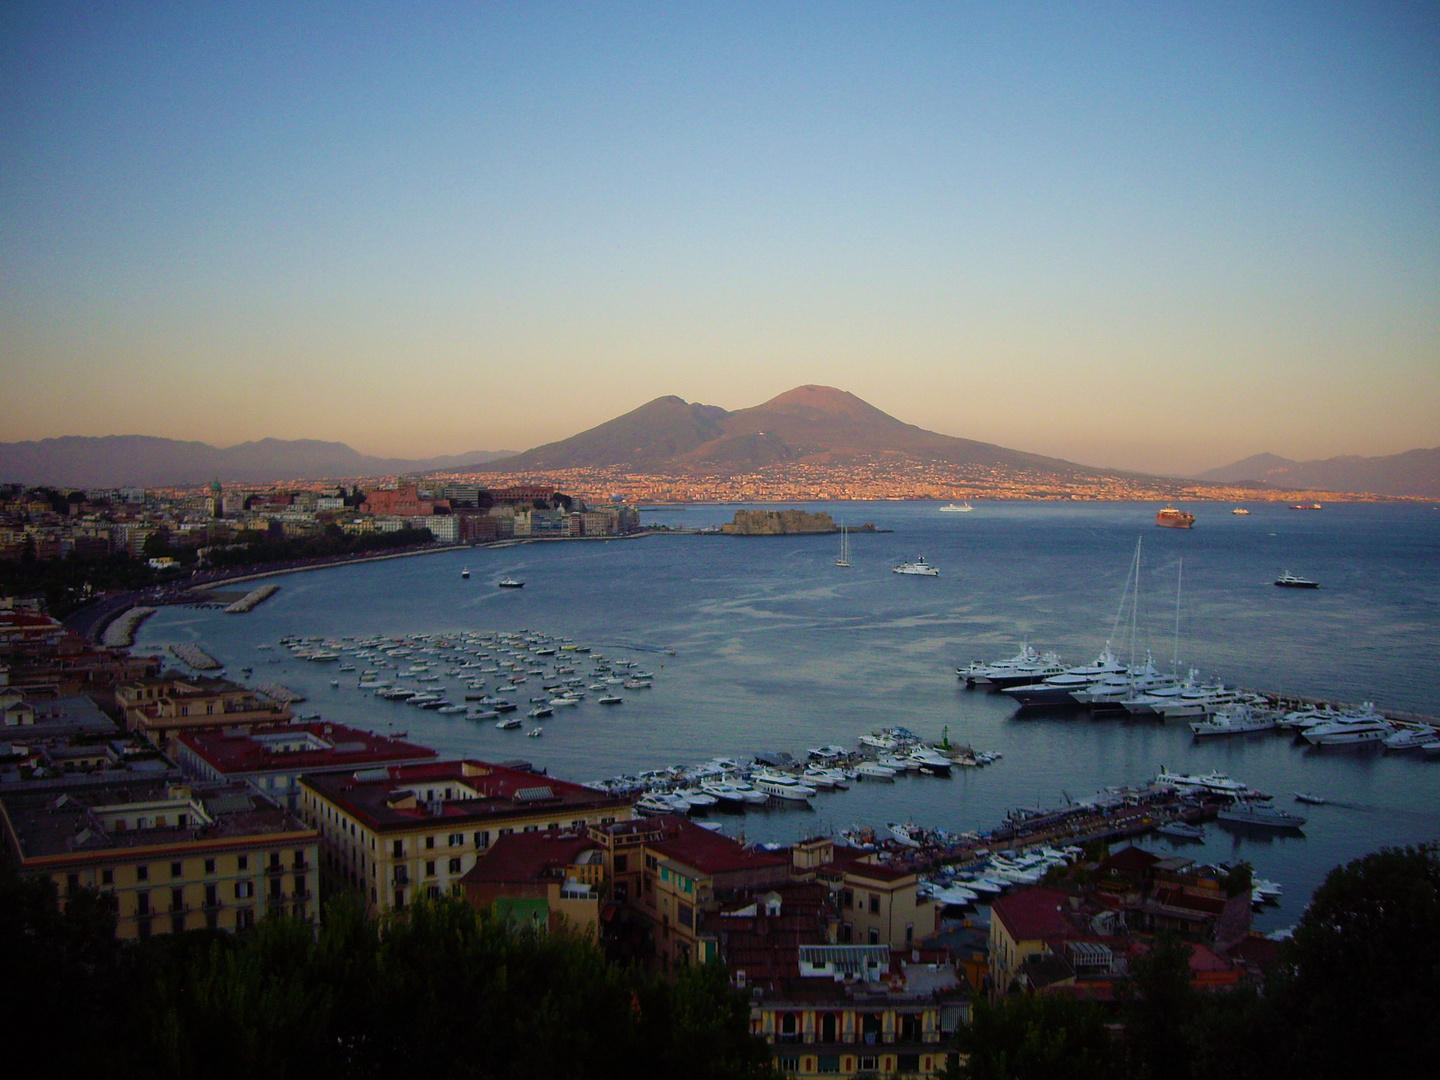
left=950, top=992, right=1120, bottom=1080
left=1268, top=843, right=1439, bottom=1079
left=1117, top=932, right=1196, bottom=1080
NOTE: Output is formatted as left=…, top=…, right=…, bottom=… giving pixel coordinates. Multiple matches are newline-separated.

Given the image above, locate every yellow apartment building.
left=0, top=778, right=319, bottom=939
left=298, top=760, right=632, bottom=912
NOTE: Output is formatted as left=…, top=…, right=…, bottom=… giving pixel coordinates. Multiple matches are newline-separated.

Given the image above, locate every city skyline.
left=3, top=2, right=1437, bottom=475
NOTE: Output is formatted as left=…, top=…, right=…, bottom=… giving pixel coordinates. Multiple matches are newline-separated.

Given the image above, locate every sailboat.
left=835, top=524, right=851, bottom=567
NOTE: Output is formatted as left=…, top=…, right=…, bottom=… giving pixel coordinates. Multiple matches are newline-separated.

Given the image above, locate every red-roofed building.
left=117, top=676, right=293, bottom=751
left=590, top=814, right=790, bottom=971
left=174, top=722, right=438, bottom=811
left=459, top=830, right=606, bottom=937
left=811, top=845, right=939, bottom=950
left=990, top=887, right=1079, bottom=995
left=298, top=760, right=632, bottom=913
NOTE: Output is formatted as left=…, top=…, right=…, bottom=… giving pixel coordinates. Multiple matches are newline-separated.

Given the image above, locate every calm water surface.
left=136, top=501, right=1440, bottom=931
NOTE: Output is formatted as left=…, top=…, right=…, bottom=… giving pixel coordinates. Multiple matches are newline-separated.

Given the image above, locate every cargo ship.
left=1155, top=506, right=1196, bottom=529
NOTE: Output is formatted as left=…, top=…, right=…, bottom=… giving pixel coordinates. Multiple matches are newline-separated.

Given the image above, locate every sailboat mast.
left=1172, top=557, right=1183, bottom=671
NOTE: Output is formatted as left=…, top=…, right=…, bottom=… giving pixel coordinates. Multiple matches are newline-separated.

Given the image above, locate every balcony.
left=392, top=868, right=410, bottom=886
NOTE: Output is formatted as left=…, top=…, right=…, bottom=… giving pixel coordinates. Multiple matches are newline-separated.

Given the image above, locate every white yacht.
left=1190, top=703, right=1278, bottom=737
left=752, top=772, right=817, bottom=801
left=892, top=556, right=939, bottom=576
left=938, top=502, right=974, bottom=512
left=1301, top=710, right=1394, bottom=746
left=1384, top=725, right=1440, bottom=751
left=1217, top=799, right=1307, bottom=829
left=855, top=761, right=897, bottom=781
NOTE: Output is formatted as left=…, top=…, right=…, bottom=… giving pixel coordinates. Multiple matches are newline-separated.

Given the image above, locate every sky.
left=2, top=2, right=1437, bottom=476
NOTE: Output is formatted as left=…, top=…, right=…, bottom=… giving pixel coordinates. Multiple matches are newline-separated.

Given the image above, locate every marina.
left=127, top=499, right=1440, bottom=933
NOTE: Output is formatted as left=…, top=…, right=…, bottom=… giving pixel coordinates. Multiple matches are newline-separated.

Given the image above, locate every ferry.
left=938, top=502, right=974, bottom=513
left=892, top=556, right=940, bottom=576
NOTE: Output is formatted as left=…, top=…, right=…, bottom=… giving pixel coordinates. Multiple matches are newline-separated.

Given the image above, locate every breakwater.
left=100, top=606, right=156, bottom=647
left=224, top=584, right=279, bottom=613
left=168, top=642, right=221, bottom=670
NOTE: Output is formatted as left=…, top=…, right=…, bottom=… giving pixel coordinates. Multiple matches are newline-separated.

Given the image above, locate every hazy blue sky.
left=3, top=1, right=1436, bottom=474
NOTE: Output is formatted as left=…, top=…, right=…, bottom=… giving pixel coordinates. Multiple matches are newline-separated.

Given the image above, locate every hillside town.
left=0, top=480, right=641, bottom=568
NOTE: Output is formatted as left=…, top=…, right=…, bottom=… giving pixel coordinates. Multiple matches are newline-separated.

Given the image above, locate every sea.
left=133, top=500, right=1440, bottom=932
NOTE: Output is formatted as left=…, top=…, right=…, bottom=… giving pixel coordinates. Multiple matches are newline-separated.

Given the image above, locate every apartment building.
left=298, top=760, right=632, bottom=913
left=0, top=778, right=320, bottom=939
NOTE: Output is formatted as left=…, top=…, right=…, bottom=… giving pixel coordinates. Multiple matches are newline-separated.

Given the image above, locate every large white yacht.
left=893, top=556, right=940, bottom=576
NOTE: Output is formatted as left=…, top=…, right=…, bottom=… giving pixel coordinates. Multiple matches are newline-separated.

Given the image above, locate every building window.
left=204, top=858, right=216, bottom=874
left=427, top=885, right=441, bottom=900
left=868, top=928, right=880, bottom=945
left=205, top=910, right=218, bottom=931
left=905, top=923, right=914, bottom=945
left=425, top=861, right=436, bottom=877
left=448, top=833, right=462, bottom=847
left=393, top=840, right=404, bottom=857
left=778, top=1012, right=801, bottom=1045
left=474, top=831, right=489, bottom=849
left=448, top=858, right=461, bottom=874
left=293, top=849, right=306, bottom=868
left=868, top=894, right=880, bottom=914
left=171, top=914, right=186, bottom=935
left=135, top=891, right=150, bottom=916
left=677, top=902, right=693, bottom=929
left=425, top=836, right=435, bottom=850
left=171, top=888, right=184, bottom=912
left=205, top=884, right=218, bottom=907
left=66, top=873, right=80, bottom=895
left=237, top=855, right=249, bottom=871
left=170, top=861, right=183, bottom=878
left=234, top=881, right=253, bottom=899
left=293, top=874, right=306, bottom=896
left=614, top=854, right=628, bottom=873
left=136, top=864, right=149, bottom=883
left=101, top=868, right=114, bottom=886
left=394, top=889, right=405, bottom=910
left=236, top=908, right=254, bottom=930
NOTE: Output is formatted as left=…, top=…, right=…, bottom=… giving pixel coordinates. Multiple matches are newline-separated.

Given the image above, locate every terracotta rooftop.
left=992, top=886, right=1077, bottom=943
left=647, top=817, right=790, bottom=876
left=460, top=830, right=602, bottom=886
left=177, top=721, right=437, bottom=775
left=301, top=759, right=631, bottom=832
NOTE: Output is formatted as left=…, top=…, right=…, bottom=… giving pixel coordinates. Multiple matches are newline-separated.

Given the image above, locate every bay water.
left=135, top=500, right=1440, bottom=931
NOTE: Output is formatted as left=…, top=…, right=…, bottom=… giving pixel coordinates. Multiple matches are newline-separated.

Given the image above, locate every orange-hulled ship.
left=1156, top=505, right=1196, bottom=529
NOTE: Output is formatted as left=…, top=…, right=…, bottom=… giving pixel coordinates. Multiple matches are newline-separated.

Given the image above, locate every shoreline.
left=192, top=530, right=660, bottom=590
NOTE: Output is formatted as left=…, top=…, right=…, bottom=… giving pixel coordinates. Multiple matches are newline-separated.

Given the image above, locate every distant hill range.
left=476, top=385, right=1110, bottom=478
left=0, top=436, right=515, bottom=488
left=1196, top=448, right=1440, bottom=498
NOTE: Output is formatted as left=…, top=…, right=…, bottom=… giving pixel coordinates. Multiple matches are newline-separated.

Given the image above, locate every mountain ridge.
left=1196, top=447, right=1440, bottom=498
left=478, top=384, right=1116, bottom=479
left=0, top=435, right=514, bottom=488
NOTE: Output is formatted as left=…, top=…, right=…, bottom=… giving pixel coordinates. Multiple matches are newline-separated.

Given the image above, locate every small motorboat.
left=461, top=568, right=470, bottom=579
left=526, top=727, right=543, bottom=737
left=1275, top=572, right=1319, bottom=589
left=498, top=578, right=525, bottom=589
left=1293, top=791, right=1327, bottom=805
left=495, top=716, right=522, bottom=730
left=598, top=694, right=623, bottom=705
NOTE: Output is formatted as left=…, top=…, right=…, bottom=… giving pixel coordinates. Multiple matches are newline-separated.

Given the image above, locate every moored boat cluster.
left=583, top=726, right=1003, bottom=814
left=271, top=628, right=658, bottom=734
